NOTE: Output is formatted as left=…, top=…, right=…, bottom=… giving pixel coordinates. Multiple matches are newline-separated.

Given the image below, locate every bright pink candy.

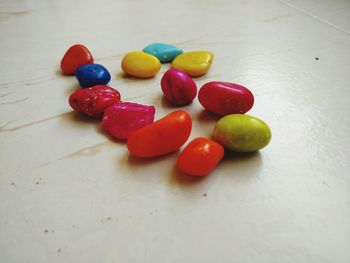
left=69, top=85, right=121, bottom=118
left=101, top=102, right=155, bottom=139
left=160, top=68, right=197, bottom=106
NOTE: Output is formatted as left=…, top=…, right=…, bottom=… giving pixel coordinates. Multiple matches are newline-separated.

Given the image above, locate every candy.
left=75, top=64, right=111, bottom=88
left=198, top=82, right=254, bottom=116
left=127, top=110, right=192, bottom=157
left=172, top=51, right=214, bottom=77
left=213, top=114, right=271, bottom=152
left=101, top=102, right=155, bottom=140
left=69, top=85, right=121, bottom=118
left=177, top=137, right=224, bottom=176
left=160, top=68, right=197, bottom=106
left=60, top=44, right=94, bottom=75
left=143, top=43, right=183, bottom=63
left=121, top=51, right=161, bottom=78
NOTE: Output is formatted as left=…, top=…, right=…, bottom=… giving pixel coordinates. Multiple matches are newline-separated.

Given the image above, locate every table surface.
left=1, top=0, right=350, bottom=262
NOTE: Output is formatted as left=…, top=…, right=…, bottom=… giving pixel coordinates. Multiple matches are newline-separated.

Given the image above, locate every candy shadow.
left=116, top=72, right=155, bottom=81
left=66, top=83, right=80, bottom=96
left=220, top=151, right=262, bottom=180
left=197, top=110, right=220, bottom=123
left=223, top=151, right=261, bottom=162
left=125, top=151, right=179, bottom=167
left=95, top=124, right=127, bottom=144
left=54, top=68, right=71, bottom=77
left=65, top=111, right=126, bottom=145
left=54, top=68, right=62, bottom=76
left=55, top=68, right=76, bottom=77
left=66, top=111, right=100, bottom=124
left=168, top=163, right=208, bottom=186
left=160, top=96, right=198, bottom=111
left=160, top=96, right=178, bottom=109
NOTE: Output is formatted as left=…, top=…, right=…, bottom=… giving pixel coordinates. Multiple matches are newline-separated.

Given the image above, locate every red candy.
left=198, top=81, right=254, bottom=116
left=69, top=85, right=121, bottom=118
left=60, top=44, right=94, bottom=75
left=101, top=102, right=155, bottom=140
left=177, top=137, right=224, bottom=176
left=127, top=110, right=192, bottom=157
left=160, top=68, right=197, bottom=106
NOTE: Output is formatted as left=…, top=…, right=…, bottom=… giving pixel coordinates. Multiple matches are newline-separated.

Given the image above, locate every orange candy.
left=177, top=137, right=224, bottom=176
left=127, top=110, right=192, bottom=158
left=60, top=44, right=94, bottom=75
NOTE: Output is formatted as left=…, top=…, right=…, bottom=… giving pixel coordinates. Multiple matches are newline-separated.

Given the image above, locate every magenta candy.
left=101, top=102, right=155, bottom=139
left=160, top=68, right=197, bottom=106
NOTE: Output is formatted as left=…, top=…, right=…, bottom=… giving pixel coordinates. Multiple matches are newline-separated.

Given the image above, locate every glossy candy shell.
left=177, top=137, right=224, bottom=176
left=127, top=110, right=192, bottom=158
left=161, top=68, right=197, bottom=106
left=75, top=64, right=111, bottom=88
left=101, top=102, right=155, bottom=140
left=60, top=44, right=93, bottom=75
left=143, top=43, right=183, bottom=63
left=213, top=114, right=271, bottom=152
left=171, top=51, right=214, bottom=77
left=199, top=81, right=254, bottom=116
left=69, top=85, right=121, bottom=118
left=121, top=51, right=161, bottom=78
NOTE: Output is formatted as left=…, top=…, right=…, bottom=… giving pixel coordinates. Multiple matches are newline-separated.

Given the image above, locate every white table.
left=1, top=0, right=350, bottom=262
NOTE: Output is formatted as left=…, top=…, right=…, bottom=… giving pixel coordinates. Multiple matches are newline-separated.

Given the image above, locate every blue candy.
left=143, top=43, right=183, bottom=63
left=75, top=64, right=111, bottom=88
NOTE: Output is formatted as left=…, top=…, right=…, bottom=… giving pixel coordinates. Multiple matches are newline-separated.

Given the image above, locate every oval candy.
left=213, top=114, right=271, bottom=152
left=75, top=64, right=111, bottom=88
left=60, top=44, right=94, bottom=75
left=171, top=51, right=214, bottom=77
left=121, top=51, right=161, bottom=78
left=69, top=85, right=121, bottom=118
left=161, top=68, right=197, bottom=106
left=199, top=82, right=254, bottom=116
left=177, top=137, right=224, bottom=176
left=127, top=110, right=192, bottom=158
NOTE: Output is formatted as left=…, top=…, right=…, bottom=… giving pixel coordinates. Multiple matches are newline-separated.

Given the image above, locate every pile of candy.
left=61, top=43, right=271, bottom=177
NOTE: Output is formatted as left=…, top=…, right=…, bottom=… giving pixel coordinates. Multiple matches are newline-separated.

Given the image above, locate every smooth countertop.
left=1, top=0, right=350, bottom=262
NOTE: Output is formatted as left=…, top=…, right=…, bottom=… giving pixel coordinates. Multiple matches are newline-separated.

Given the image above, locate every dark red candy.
left=69, top=85, right=121, bottom=118
left=198, top=81, right=254, bottom=116
left=60, top=44, right=94, bottom=75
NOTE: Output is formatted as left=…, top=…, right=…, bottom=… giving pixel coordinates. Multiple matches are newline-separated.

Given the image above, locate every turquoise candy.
left=143, top=43, right=183, bottom=63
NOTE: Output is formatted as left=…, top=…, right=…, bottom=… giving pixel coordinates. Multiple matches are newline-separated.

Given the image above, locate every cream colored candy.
left=121, top=51, right=161, bottom=78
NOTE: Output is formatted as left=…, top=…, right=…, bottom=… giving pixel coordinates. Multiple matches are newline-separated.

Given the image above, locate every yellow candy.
left=171, top=51, right=214, bottom=77
left=121, top=51, right=161, bottom=78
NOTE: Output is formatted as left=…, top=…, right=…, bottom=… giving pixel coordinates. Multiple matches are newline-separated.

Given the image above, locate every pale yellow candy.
left=121, top=51, right=161, bottom=78
left=171, top=51, right=214, bottom=77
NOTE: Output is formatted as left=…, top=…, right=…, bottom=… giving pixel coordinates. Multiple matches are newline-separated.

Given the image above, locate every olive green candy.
left=213, top=114, right=271, bottom=152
